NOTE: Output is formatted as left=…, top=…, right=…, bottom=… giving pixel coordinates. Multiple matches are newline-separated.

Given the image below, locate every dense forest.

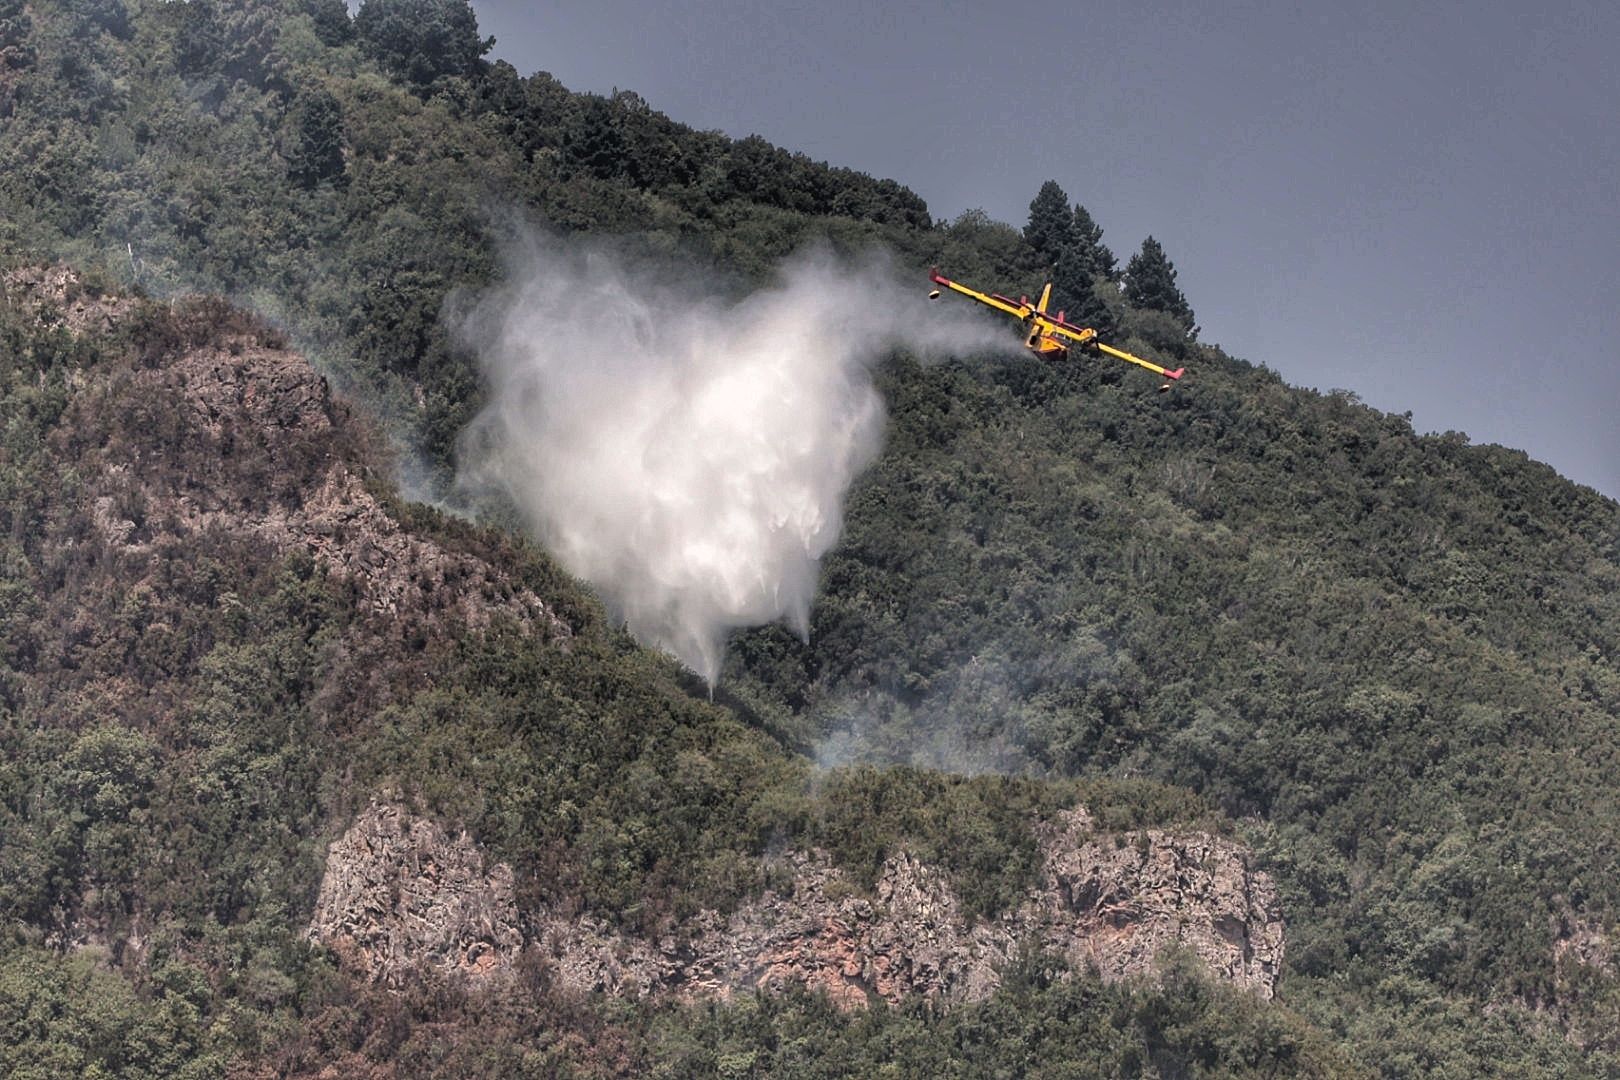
left=2, top=0, right=1619, bottom=1076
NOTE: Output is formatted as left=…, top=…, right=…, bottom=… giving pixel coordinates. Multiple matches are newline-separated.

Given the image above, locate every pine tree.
left=1051, top=245, right=1114, bottom=334
left=287, top=89, right=346, bottom=189
left=1072, top=204, right=1116, bottom=280
left=1024, top=180, right=1076, bottom=264
left=1123, top=236, right=1196, bottom=335
left=1026, top=183, right=1121, bottom=332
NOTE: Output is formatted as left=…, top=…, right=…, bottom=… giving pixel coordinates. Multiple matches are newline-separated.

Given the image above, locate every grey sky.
left=469, top=0, right=1619, bottom=498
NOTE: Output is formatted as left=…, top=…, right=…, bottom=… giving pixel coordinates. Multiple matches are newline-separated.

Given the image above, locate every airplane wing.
left=1041, top=312, right=1185, bottom=383
left=928, top=269, right=1031, bottom=320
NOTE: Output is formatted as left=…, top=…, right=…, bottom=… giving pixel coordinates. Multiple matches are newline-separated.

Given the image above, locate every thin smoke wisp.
left=457, top=235, right=1014, bottom=684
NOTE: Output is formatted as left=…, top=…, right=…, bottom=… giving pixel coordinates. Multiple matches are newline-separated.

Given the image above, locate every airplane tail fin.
left=1036, top=280, right=1053, bottom=314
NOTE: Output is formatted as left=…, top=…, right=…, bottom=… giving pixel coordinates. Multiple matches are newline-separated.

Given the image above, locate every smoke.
left=455, top=233, right=1013, bottom=684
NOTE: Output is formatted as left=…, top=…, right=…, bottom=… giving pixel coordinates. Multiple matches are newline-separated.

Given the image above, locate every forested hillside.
left=2, top=1, right=1619, bottom=1076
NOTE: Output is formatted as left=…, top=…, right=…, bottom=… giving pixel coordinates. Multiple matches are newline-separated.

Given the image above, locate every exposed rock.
left=307, top=801, right=523, bottom=986
left=673, top=848, right=1011, bottom=1008
left=1030, top=808, right=1284, bottom=998
left=312, top=803, right=1284, bottom=1007
left=9, top=267, right=573, bottom=983
left=26, top=266, right=571, bottom=643
left=1539, top=910, right=1620, bottom=1051
left=152, top=337, right=570, bottom=639
left=534, top=914, right=674, bottom=999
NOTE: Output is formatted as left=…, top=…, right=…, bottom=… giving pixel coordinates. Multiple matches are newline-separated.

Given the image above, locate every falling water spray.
left=456, top=233, right=1014, bottom=684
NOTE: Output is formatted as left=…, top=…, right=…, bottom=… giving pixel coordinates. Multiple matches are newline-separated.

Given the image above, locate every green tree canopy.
left=1052, top=243, right=1115, bottom=333
left=1123, top=234, right=1196, bottom=336
left=1023, top=179, right=1075, bottom=264
left=354, top=0, right=492, bottom=88
left=1072, top=203, right=1117, bottom=279
left=1024, top=180, right=1116, bottom=332
left=301, top=0, right=353, bottom=46
left=286, top=88, right=345, bottom=189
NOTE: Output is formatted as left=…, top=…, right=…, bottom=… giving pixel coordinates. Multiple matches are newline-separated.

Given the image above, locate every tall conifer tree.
left=1027, top=183, right=1118, bottom=333
left=1024, top=180, right=1076, bottom=264
left=1123, top=236, right=1196, bottom=335
left=1052, top=244, right=1114, bottom=333
left=1072, top=204, right=1117, bottom=280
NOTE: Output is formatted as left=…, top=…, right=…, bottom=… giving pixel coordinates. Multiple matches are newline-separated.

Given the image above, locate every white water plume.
left=456, top=234, right=1015, bottom=684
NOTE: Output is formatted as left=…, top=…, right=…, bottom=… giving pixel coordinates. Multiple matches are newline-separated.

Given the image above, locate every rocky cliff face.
left=310, top=803, right=1284, bottom=1007
left=307, top=802, right=524, bottom=986
left=4, top=266, right=572, bottom=645
left=1035, top=808, right=1283, bottom=992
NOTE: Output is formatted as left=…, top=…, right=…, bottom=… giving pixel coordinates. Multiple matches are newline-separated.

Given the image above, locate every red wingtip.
left=1165, top=368, right=1185, bottom=380
left=929, top=267, right=948, bottom=285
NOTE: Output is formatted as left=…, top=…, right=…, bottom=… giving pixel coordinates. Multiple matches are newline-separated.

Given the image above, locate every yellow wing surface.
left=927, top=269, right=1033, bottom=320
left=928, top=268, right=1185, bottom=387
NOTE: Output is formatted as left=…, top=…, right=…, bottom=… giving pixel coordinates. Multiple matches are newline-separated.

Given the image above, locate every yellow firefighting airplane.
left=928, top=268, right=1185, bottom=390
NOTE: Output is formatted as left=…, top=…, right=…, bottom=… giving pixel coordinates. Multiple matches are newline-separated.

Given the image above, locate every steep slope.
left=730, top=343, right=1620, bottom=997
left=3, top=0, right=1619, bottom=1074
left=720, top=347, right=1620, bottom=1067
left=0, top=265, right=1346, bottom=1076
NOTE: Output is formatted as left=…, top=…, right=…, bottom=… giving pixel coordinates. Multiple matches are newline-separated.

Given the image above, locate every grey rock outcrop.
left=154, top=334, right=573, bottom=640
left=7, top=266, right=571, bottom=645
left=310, top=803, right=1284, bottom=1006
left=307, top=802, right=523, bottom=985
left=1029, top=808, right=1283, bottom=997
